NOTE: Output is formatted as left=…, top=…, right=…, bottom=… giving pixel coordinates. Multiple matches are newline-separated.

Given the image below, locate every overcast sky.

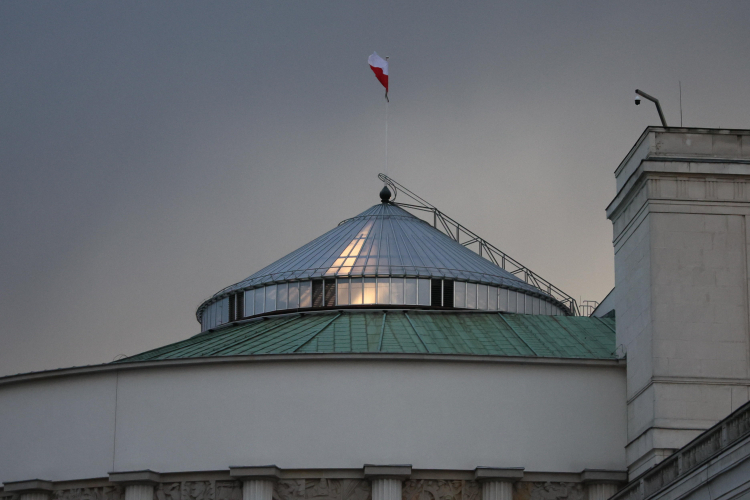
left=1, top=1, right=749, bottom=377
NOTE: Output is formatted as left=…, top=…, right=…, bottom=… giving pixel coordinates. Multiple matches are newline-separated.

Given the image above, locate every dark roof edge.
left=0, top=352, right=626, bottom=388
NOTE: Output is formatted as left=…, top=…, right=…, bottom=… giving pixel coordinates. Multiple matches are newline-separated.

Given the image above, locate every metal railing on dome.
left=379, top=173, right=580, bottom=316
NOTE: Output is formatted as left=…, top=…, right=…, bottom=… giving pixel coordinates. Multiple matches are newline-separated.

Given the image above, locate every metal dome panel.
left=214, top=203, right=547, bottom=298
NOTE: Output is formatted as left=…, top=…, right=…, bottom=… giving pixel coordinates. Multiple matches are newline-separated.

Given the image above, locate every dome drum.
left=199, top=276, right=566, bottom=332
left=197, top=202, right=571, bottom=332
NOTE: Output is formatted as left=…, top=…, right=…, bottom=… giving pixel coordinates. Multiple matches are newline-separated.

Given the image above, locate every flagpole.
left=385, top=56, right=389, bottom=182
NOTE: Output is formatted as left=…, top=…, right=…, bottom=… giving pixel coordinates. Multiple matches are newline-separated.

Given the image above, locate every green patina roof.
left=115, top=311, right=617, bottom=363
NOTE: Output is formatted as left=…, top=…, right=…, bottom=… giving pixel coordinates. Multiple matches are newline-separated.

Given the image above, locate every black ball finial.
left=379, top=185, right=392, bottom=202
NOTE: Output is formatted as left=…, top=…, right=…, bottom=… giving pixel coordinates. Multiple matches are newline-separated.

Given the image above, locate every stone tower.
left=607, top=127, right=750, bottom=477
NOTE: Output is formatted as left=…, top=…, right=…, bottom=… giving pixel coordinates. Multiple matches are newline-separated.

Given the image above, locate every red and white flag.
left=368, top=52, right=389, bottom=101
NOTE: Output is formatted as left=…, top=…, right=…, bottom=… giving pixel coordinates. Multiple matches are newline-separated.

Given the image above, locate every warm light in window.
left=326, top=221, right=374, bottom=276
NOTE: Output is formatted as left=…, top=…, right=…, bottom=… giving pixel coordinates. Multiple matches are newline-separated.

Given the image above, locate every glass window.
left=488, top=287, right=498, bottom=311
left=254, top=287, right=265, bottom=314
left=222, top=297, right=230, bottom=323
left=350, top=278, right=363, bottom=304
left=405, top=278, right=417, bottom=305
left=391, top=278, right=404, bottom=305
left=478, top=284, right=488, bottom=310
left=299, top=281, right=312, bottom=308
left=324, top=279, right=336, bottom=307
left=454, top=281, right=466, bottom=308
left=277, top=283, right=288, bottom=310
left=418, top=279, right=431, bottom=306
left=498, top=288, right=508, bottom=312
left=337, top=279, right=350, bottom=305
left=466, top=283, right=477, bottom=309
left=312, top=280, right=323, bottom=307
left=431, top=279, right=442, bottom=306
left=377, top=278, right=390, bottom=304
left=245, top=289, right=254, bottom=316
left=364, top=278, right=376, bottom=304
left=442, top=280, right=454, bottom=308
left=209, top=303, right=215, bottom=328
left=236, top=291, right=245, bottom=319
left=265, top=285, right=277, bottom=312
left=288, top=282, right=300, bottom=309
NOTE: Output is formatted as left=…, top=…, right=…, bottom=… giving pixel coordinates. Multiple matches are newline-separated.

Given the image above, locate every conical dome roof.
left=195, top=202, right=570, bottom=332
left=217, top=203, right=544, bottom=295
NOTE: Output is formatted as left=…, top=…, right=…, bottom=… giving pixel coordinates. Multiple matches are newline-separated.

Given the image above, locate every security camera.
left=635, top=94, right=641, bottom=105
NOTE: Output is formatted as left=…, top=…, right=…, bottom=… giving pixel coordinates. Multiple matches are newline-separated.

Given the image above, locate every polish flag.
left=368, top=52, right=389, bottom=101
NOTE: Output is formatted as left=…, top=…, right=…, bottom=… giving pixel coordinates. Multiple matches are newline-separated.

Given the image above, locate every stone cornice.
left=474, top=468, right=524, bottom=481
left=108, top=471, right=160, bottom=486
left=362, top=465, right=412, bottom=479
left=229, top=466, right=282, bottom=480
left=0, top=353, right=624, bottom=388
left=2, top=480, right=54, bottom=493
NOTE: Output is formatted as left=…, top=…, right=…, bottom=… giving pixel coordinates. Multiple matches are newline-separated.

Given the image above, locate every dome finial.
left=379, top=185, right=392, bottom=202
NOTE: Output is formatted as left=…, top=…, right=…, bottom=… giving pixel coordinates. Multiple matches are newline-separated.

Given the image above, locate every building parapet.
left=610, top=398, right=750, bottom=500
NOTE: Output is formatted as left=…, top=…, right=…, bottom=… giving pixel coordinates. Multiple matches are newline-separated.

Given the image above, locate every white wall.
left=0, top=372, right=118, bottom=482
left=0, top=358, right=626, bottom=483
left=607, top=128, right=750, bottom=477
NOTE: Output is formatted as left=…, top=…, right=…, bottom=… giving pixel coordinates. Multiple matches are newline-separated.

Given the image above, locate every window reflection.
left=418, top=279, right=430, bottom=306
left=377, top=278, right=390, bottom=304
left=266, top=285, right=277, bottom=312
left=391, top=278, right=404, bottom=305
left=478, top=284, right=488, bottom=310
left=488, top=286, right=498, bottom=311
left=405, top=278, right=417, bottom=305
left=466, top=283, right=477, bottom=309
left=338, top=279, right=350, bottom=305
left=288, top=282, right=300, bottom=309
left=350, top=278, right=363, bottom=304
left=277, top=283, right=288, bottom=310
left=204, top=279, right=563, bottom=322
left=454, top=281, right=466, bottom=308
left=300, top=281, right=312, bottom=308
left=325, top=220, right=374, bottom=276
left=498, top=288, right=508, bottom=312
left=245, top=289, right=255, bottom=316
left=364, top=278, right=376, bottom=304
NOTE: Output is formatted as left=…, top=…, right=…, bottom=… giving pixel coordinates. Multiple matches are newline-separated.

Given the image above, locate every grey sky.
left=1, top=1, right=749, bottom=377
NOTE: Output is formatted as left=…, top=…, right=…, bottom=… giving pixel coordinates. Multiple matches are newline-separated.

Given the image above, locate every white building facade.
left=3, top=127, right=750, bottom=500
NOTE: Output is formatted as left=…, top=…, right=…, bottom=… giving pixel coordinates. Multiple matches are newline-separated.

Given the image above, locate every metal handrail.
left=379, top=173, right=579, bottom=315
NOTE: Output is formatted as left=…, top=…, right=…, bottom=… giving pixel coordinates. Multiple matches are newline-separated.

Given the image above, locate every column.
left=2, top=480, right=54, bottom=500
left=581, top=470, right=627, bottom=500
left=474, top=467, right=524, bottom=500
left=109, top=470, right=161, bottom=500
left=230, top=466, right=281, bottom=500
left=364, top=465, right=412, bottom=500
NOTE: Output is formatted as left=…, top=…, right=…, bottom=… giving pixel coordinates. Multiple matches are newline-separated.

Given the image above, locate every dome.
left=197, top=201, right=570, bottom=331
